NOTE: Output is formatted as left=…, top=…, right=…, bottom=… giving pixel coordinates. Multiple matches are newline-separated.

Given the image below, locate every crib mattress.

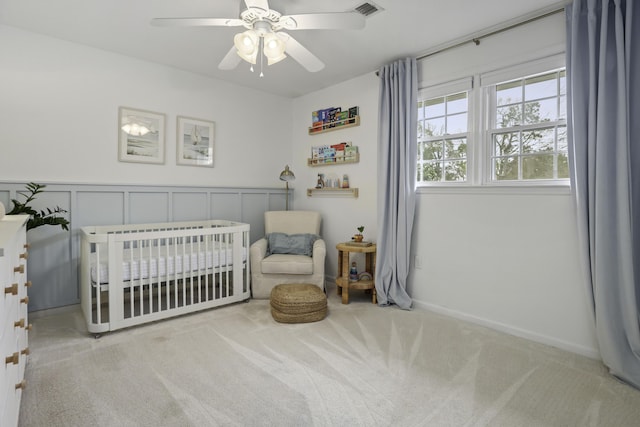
left=91, top=246, right=247, bottom=284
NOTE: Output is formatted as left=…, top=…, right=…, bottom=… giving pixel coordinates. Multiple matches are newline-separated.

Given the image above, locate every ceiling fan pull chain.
left=259, top=37, right=264, bottom=77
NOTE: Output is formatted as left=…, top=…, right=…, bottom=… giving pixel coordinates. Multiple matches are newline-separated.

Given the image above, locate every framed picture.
left=118, top=107, right=165, bottom=164
left=176, top=116, right=215, bottom=167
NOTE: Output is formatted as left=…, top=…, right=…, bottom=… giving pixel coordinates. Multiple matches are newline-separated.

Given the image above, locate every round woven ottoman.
left=270, top=284, right=327, bottom=323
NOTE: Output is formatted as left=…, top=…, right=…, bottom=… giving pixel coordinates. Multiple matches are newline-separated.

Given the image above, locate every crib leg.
left=94, top=333, right=102, bottom=339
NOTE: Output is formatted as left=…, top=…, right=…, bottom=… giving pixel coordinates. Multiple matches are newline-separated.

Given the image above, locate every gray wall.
left=0, top=182, right=289, bottom=312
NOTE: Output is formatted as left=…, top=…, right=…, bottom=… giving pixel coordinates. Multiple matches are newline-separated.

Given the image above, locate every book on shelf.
left=345, top=241, right=373, bottom=247
left=348, top=106, right=359, bottom=123
left=336, top=111, right=349, bottom=125
left=327, top=107, right=341, bottom=127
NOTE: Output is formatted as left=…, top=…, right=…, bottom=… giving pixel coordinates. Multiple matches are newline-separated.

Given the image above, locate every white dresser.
left=0, top=215, right=30, bottom=427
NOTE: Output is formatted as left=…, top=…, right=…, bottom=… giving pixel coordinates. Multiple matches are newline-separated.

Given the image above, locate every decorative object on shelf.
left=342, top=174, right=350, bottom=188
left=279, top=165, right=295, bottom=211
left=118, top=106, right=165, bottom=164
left=151, top=1, right=365, bottom=75
left=7, top=183, right=70, bottom=231
left=352, top=225, right=364, bottom=242
left=349, top=262, right=358, bottom=281
left=315, top=173, right=325, bottom=188
left=176, top=116, right=215, bottom=167
left=358, top=271, right=373, bottom=281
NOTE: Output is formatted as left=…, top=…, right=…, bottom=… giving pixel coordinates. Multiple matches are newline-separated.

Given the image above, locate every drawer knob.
left=4, top=283, right=18, bottom=295
left=5, top=352, right=19, bottom=365
left=21, top=347, right=30, bottom=356
left=25, top=281, right=33, bottom=288
left=20, top=252, right=29, bottom=260
left=20, top=296, right=29, bottom=304
left=26, top=324, right=33, bottom=331
left=15, top=380, right=26, bottom=390
left=14, top=318, right=25, bottom=328
left=14, top=265, right=25, bottom=274
left=24, top=243, right=31, bottom=249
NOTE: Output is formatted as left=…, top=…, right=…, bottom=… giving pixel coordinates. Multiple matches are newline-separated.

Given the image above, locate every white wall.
left=0, top=25, right=291, bottom=188
left=415, top=13, right=597, bottom=357
left=292, top=73, right=379, bottom=277
left=297, top=12, right=599, bottom=358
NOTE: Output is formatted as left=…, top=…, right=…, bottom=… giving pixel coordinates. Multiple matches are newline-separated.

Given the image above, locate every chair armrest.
left=250, top=238, right=268, bottom=266
left=312, top=238, right=326, bottom=270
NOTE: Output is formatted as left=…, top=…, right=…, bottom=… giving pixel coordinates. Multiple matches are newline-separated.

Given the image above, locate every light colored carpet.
left=19, top=284, right=640, bottom=427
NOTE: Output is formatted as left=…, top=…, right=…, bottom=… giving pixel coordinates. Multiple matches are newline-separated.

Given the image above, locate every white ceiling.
left=0, top=0, right=565, bottom=98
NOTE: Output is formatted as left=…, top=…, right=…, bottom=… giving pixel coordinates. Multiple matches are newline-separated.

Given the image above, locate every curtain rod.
left=416, top=5, right=567, bottom=61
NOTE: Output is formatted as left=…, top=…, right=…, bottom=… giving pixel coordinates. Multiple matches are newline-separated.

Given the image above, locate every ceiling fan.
left=151, top=0, right=365, bottom=74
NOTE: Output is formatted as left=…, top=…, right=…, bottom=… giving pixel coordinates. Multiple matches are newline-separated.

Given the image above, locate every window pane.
left=559, top=70, right=566, bottom=95
left=522, top=128, right=554, bottom=153
left=535, top=98, right=558, bottom=122
left=523, top=101, right=551, bottom=125
left=497, top=104, right=522, bottom=128
left=447, top=112, right=468, bottom=134
left=422, top=141, right=443, bottom=160
left=445, top=161, right=467, bottom=181
left=525, top=72, right=556, bottom=100
left=445, top=138, right=466, bottom=159
left=446, top=92, right=467, bottom=114
left=425, top=117, right=445, bottom=136
left=523, top=154, right=554, bottom=179
left=558, top=153, right=569, bottom=178
left=494, top=157, right=519, bottom=180
left=494, top=132, right=519, bottom=156
left=425, top=97, right=445, bottom=118
left=559, top=95, right=566, bottom=120
left=422, top=162, right=443, bottom=181
left=557, top=126, right=567, bottom=152
left=496, top=80, right=522, bottom=105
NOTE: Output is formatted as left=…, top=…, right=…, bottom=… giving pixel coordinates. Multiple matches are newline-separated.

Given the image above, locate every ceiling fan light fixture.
left=234, top=30, right=259, bottom=64
left=234, top=30, right=258, bottom=54
left=263, top=33, right=287, bottom=65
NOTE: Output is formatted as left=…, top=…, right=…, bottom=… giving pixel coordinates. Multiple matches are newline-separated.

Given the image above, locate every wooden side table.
left=335, top=242, right=377, bottom=304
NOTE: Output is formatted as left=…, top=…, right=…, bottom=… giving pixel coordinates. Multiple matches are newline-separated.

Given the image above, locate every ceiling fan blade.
left=150, top=18, right=244, bottom=27
left=218, top=46, right=242, bottom=70
left=279, top=13, right=365, bottom=30
left=244, top=0, right=269, bottom=13
left=278, top=32, right=324, bottom=72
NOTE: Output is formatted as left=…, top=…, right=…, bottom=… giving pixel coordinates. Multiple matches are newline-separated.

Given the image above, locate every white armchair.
left=250, top=211, right=326, bottom=299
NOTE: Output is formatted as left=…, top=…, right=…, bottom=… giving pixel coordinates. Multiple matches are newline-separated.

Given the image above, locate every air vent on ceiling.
left=354, top=2, right=384, bottom=18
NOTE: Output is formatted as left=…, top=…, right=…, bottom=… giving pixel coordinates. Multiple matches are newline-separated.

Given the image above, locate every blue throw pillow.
left=266, top=233, right=318, bottom=257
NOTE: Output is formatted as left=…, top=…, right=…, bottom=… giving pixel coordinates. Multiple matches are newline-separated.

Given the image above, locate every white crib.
left=80, top=220, right=250, bottom=336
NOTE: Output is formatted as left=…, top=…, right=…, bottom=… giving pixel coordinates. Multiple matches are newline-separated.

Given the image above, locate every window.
left=417, top=78, right=472, bottom=184
left=489, top=70, right=567, bottom=182
left=416, top=55, right=568, bottom=187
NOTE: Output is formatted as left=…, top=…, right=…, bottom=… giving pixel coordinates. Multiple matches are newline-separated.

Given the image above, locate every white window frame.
left=480, top=54, right=568, bottom=186
left=416, top=54, right=569, bottom=190
left=417, top=77, right=473, bottom=187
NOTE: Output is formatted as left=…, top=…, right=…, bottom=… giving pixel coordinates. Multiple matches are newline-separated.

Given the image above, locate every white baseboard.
left=412, top=299, right=601, bottom=360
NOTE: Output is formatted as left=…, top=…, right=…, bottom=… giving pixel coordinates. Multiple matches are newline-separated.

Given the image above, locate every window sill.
left=415, top=184, right=571, bottom=196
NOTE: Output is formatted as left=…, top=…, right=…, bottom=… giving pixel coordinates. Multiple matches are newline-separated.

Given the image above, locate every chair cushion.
left=261, top=254, right=314, bottom=275
left=266, top=232, right=318, bottom=257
